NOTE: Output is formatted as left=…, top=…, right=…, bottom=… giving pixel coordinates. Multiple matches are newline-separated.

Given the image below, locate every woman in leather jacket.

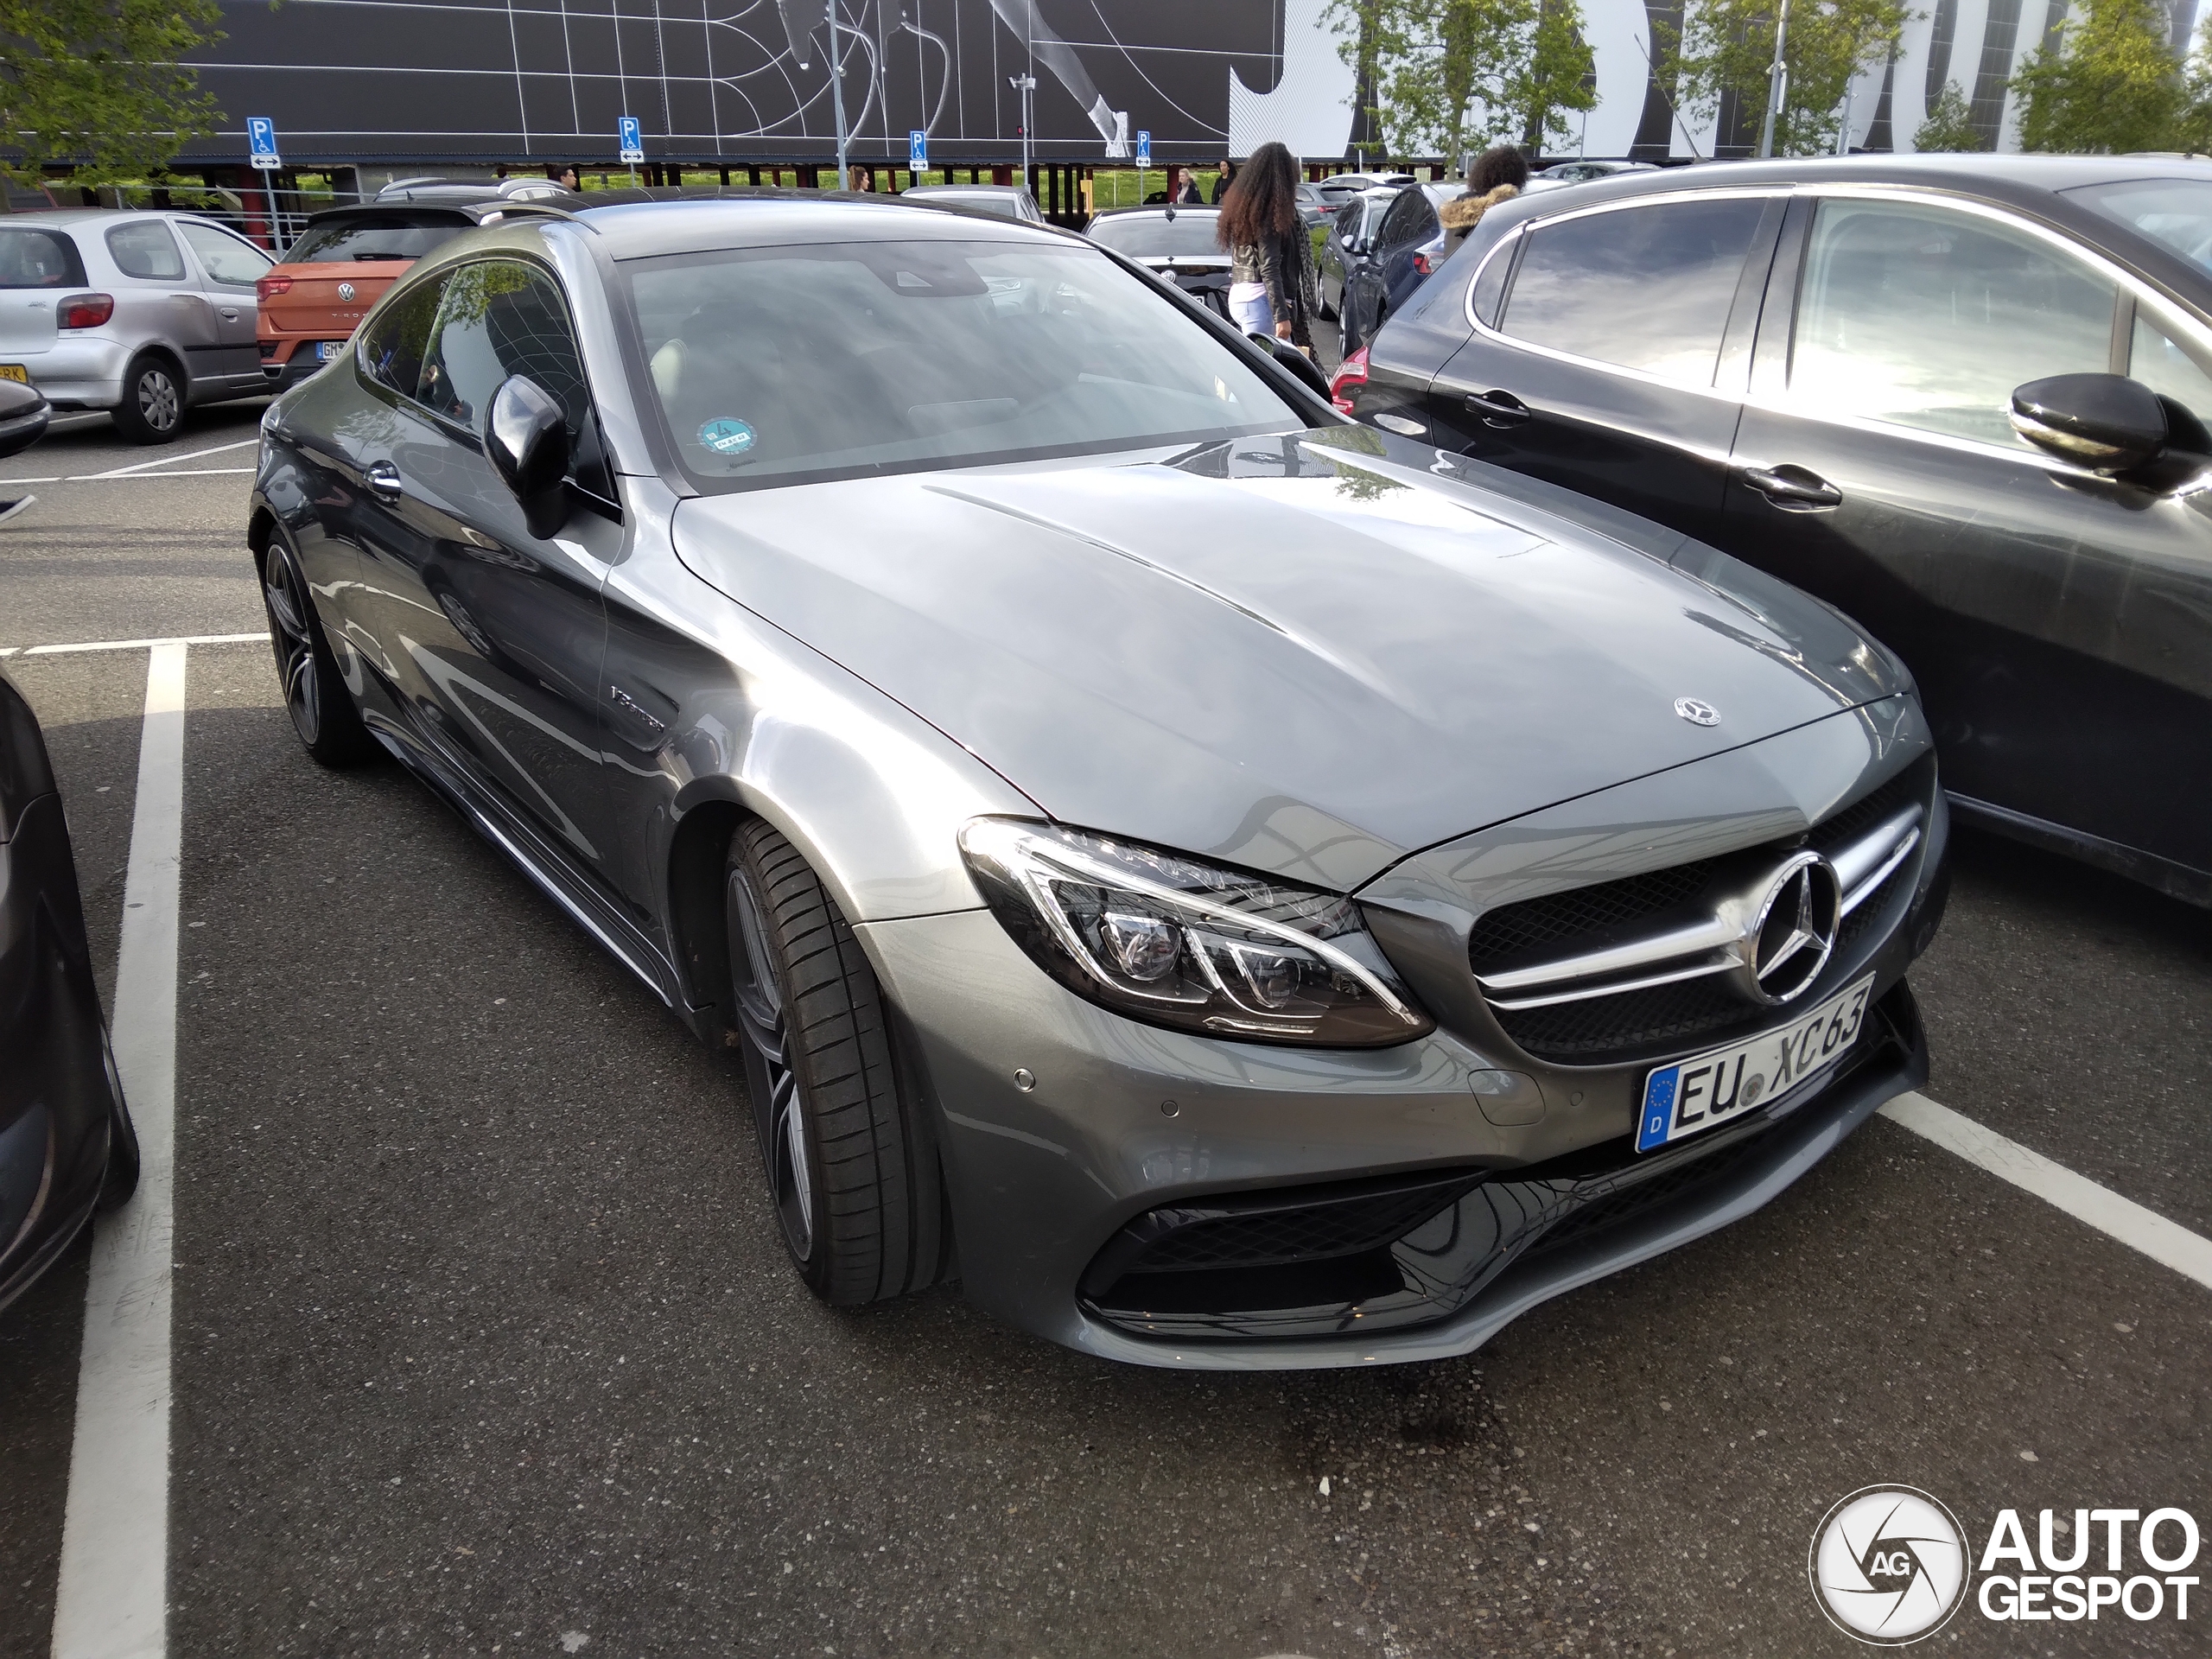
left=1217, top=141, right=1319, bottom=354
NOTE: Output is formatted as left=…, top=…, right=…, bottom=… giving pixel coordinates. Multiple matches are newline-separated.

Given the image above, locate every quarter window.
left=359, top=273, right=446, bottom=401
left=105, top=220, right=186, bottom=282
left=416, top=260, right=590, bottom=434
left=1500, top=198, right=1764, bottom=385
left=2126, top=303, right=2212, bottom=431
left=1789, top=200, right=2116, bottom=450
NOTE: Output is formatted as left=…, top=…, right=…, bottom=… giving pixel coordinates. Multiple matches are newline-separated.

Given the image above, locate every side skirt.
left=1947, top=791, right=2212, bottom=909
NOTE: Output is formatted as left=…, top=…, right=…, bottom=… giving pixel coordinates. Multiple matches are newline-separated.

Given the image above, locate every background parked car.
left=1, top=665, right=137, bottom=1312
left=1525, top=159, right=1662, bottom=193
left=1349, top=153, right=2212, bottom=902
left=899, top=183, right=1046, bottom=224
left=0, top=210, right=272, bottom=442
left=1319, top=188, right=1395, bottom=321
left=1084, top=205, right=1232, bottom=315
left=1336, top=182, right=1459, bottom=357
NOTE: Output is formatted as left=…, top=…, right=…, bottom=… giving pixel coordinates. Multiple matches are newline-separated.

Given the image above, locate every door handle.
left=366, top=461, right=404, bottom=500
left=1464, top=389, right=1529, bottom=427
left=219, top=308, right=239, bottom=321
left=1742, top=464, right=1842, bottom=511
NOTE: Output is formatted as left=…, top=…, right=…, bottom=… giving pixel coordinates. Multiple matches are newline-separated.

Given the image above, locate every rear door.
left=1720, top=191, right=2212, bottom=876
left=1420, top=191, right=1782, bottom=545
left=173, top=218, right=269, bottom=387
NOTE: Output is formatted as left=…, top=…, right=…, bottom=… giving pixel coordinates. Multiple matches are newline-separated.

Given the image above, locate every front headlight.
left=958, top=818, right=1432, bottom=1047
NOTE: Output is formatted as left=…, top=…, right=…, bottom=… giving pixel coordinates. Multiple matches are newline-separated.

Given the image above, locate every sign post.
left=246, top=118, right=283, bottom=252
left=618, top=115, right=644, bottom=184
left=909, top=129, right=927, bottom=185
left=1135, top=129, right=1150, bottom=208
left=826, top=0, right=849, bottom=188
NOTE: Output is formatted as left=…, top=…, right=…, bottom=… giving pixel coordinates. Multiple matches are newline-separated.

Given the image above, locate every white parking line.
left=81, top=438, right=259, bottom=480
left=51, top=642, right=187, bottom=1659
left=0, top=468, right=256, bottom=486
left=1, top=633, right=269, bottom=658
left=1881, top=1091, right=2212, bottom=1293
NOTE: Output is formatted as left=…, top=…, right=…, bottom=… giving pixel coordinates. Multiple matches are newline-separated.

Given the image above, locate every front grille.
left=1468, top=861, right=1708, bottom=971
left=1485, top=972, right=1760, bottom=1061
left=1127, top=1182, right=1471, bottom=1274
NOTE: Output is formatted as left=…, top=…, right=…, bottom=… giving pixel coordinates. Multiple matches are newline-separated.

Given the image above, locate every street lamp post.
left=1757, top=0, right=1792, bottom=158
left=826, top=0, right=850, bottom=187
left=1010, top=73, right=1036, bottom=193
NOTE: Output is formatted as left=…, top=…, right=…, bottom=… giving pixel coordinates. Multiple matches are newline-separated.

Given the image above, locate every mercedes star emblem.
left=1674, top=696, right=1720, bottom=727
left=337, top=281, right=356, bottom=302
left=1732, top=851, right=1842, bottom=1006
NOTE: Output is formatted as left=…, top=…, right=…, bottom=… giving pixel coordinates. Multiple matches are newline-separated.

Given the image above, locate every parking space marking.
left=81, top=439, right=258, bottom=480
left=1882, top=1090, right=2212, bottom=1293
left=0, top=469, right=256, bottom=486
left=50, top=642, right=187, bottom=1659
left=2, top=633, right=269, bottom=659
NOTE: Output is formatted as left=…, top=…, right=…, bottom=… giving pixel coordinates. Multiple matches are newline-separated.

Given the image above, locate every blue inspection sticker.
left=697, top=417, right=756, bottom=456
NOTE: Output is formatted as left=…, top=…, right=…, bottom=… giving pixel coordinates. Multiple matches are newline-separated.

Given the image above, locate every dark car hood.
left=671, top=429, right=1906, bottom=890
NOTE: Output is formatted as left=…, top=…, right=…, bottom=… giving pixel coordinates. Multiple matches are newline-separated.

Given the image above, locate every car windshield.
left=286, top=213, right=470, bottom=264
left=1085, top=212, right=1224, bottom=257
left=2063, top=177, right=2212, bottom=270
left=626, top=237, right=1305, bottom=492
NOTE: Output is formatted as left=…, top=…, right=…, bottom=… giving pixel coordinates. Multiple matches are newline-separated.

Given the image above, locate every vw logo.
left=1674, top=696, right=1720, bottom=727
left=336, top=281, right=356, bottom=302
left=1731, top=850, right=1840, bottom=1006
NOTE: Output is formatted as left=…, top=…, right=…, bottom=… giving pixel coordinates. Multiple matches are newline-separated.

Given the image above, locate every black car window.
left=359, top=272, right=447, bottom=401
left=0, top=228, right=87, bottom=289
left=286, top=213, right=471, bottom=264
left=417, top=259, right=592, bottom=435
left=1790, top=199, right=2115, bottom=451
left=1470, top=234, right=1516, bottom=327
left=1378, top=189, right=1438, bottom=249
left=105, top=220, right=187, bottom=282
left=1502, top=198, right=1762, bottom=385
left=2127, top=303, right=2212, bottom=430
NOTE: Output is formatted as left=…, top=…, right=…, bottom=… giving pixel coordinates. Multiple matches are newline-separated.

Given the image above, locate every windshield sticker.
left=697, top=417, right=756, bottom=456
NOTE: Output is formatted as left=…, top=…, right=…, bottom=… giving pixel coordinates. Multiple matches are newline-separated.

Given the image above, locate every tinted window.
left=2063, top=177, right=2212, bottom=272
left=106, top=220, right=186, bottom=281
left=0, top=227, right=86, bottom=289
left=287, top=213, right=470, bottom=264
left=1378, top=188, right=1438, bottom=247
left=177, top=220, right=270, bottom=288
left=1086, top=212, right=1225, bottom=257
left=1332, top=199, right=1363, bottom=235
left=1471, top=233, right=1516, bottom=327
left=627, top=238, right=1302, bottom=492
left=1791, top=200, right=2115, bottom=449
left=2128, top=304, right=2212, bottom=430
left=417, top=260, right=589, bottom=434
left=1503, top=198, right=1763, bottom=384
left=359, top=273, right=446, bottom=400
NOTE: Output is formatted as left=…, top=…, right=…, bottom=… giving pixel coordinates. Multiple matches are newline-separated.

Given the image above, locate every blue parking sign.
left=909, top=130, right=927, bottom=170
left=1135, top=130, right=1151, bottom=169
left=247, top=117, right=281, bottom=170
left=618, top=115, right=645, bottom=164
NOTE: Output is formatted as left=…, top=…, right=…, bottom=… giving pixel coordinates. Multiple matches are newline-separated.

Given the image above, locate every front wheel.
left=724, top=818, right=949, bottom=1306
left=109, top=355, right=184, bottom=445
left=260, top=534, right=377, bottom=766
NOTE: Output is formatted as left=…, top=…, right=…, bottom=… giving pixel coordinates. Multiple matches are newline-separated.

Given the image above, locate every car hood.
left=671, top=428, right=1907, bottom=891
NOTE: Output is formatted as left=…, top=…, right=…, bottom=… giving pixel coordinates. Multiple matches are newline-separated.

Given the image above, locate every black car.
left=1335, top=183, right=1456, bottom=358
left=1318, top=190, right=1391, bottom=323
left=1, top=666, right=137, bottom=1310
left=1346, top=154, right=2212, bottom=903
left=1084, top=206, right=1232, bottom=315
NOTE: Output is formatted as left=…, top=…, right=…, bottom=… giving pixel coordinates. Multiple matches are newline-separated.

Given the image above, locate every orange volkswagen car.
left=256, top=203, right=494, bottom=391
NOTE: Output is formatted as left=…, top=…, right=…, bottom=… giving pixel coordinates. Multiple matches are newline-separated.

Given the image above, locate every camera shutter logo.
left=1809, top=1486, right=1969, bottom=1644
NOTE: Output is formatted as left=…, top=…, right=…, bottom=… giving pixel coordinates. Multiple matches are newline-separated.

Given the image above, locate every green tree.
left=2010, top=0, right=2183, bottom=153
left=1912, top=78, right=1988, bottom=149
left=1663, top=0, right=1910, bottom=157
left=1325, top=0, right=1595, bottom=162
left=0, top=0, right=224, bottom=188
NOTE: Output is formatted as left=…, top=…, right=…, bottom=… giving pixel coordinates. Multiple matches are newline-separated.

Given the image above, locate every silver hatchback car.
left=0, top=210, right=273, bottom=443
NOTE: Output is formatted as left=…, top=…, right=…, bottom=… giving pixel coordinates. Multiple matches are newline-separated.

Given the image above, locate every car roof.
left=565, top=192, right=1067, bottom=259
left=1088, top=205, right=1217, bottom=218
left=901, top=184, right=1029, bottom=197
left=1, top=208, right=193, bottom=228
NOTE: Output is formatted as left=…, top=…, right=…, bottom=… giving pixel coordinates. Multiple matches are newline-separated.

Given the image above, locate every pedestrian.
left=1211, top=159, right=1234, bottom=204
left=1440, top=144, right=1527, bottom=251
left=548, top=164, right=580, bottom=191
left=1217, top=140, right=1319, bottom=355
left=1179, top=170, right=1204, bottom=206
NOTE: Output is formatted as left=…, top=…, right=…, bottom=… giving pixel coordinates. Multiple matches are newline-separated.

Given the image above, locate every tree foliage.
left=1913, top=79, right=1988, bottom=149
left=2009, top=0, right=2185, bottom=154
left=1662, top=0, right=1909, bottom=156
left=1324, top=0, right=1595, bottom=162
left=0, top=0, right=223, bottom=188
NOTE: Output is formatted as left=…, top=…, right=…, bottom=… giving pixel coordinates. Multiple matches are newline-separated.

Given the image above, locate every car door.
left=1419, top=192, right=1782, bottom=545
left=173, top=218, right=270, bottom=389
left=1720, top=190, right=2212, bottom=879
left=1320, top=198, right=1360, bottom=313
left=343, top=256, right=623, bottom=880
left=1345, top=189, right=1433, bottom=353
left=101, top=219, right=226, bottom=393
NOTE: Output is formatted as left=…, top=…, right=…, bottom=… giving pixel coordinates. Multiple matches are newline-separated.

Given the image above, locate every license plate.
left=1637, top=974, right=1876, bottom=1153
left=316, top=340, right=346, bottom=361
left=0, top=364, right=26, bottom=385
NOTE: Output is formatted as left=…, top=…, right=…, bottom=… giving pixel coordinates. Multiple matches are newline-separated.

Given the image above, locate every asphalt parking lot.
left=1, top=397, right=2207, bottom=1658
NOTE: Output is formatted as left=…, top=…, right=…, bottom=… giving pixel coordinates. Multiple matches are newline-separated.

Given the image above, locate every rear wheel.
left=260, top=533, right=377, bottom=766
left=724, top=818, right=948, bottom=1305
left=109, top=354, right=184, bottom=445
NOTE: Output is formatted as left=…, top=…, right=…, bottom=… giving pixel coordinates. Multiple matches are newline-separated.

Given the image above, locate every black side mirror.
left=486, top=374, right=573, bottom=538
left=1245, top=329, right=1333, bottom=402
left=2010, top=373, right=2167, bottom=475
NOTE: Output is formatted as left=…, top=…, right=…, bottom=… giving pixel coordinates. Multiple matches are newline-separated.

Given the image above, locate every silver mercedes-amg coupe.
left=248, top=194, right=1947, bottom=1369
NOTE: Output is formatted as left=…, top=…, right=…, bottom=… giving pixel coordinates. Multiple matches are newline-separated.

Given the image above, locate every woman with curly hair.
left=1217, top=141, right=1319, bottom=355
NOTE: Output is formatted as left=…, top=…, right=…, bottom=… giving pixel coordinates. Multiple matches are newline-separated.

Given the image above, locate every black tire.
left=724, top=818, right=948, bottom=1306
left=259, top=532, right=378, bottom=766
left=109, top=353, right=185, bottom=445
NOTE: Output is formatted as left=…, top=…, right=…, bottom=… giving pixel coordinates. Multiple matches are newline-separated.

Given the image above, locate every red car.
left=256, top=204, right=491, bottom=391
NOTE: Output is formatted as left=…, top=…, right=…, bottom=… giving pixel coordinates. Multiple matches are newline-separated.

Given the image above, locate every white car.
left=0, top=210, right=274, bottom=442
left=1525, top=159, right=1663, bottom=194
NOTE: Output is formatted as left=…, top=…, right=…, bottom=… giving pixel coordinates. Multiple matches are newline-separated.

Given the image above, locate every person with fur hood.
left=1440, top=145, right=1529, bottom=251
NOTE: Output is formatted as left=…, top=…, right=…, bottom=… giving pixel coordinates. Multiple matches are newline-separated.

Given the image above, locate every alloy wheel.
left=261, top=545, right=322, bottom=746
left=137, top=367, right=180, bottom=434
left=728, top=867, right=815, bottom=1261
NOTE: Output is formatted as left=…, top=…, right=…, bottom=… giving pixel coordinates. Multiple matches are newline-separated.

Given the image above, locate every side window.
left=359, top=273, right=447, bottom=401
left=1471, top=233, right=1516, bottom=328
left=1334, top=199, right=1363, bottom=237
left=176, top=220, right=271, bottom=288
left=1378, top=189, right=1435, bottom=249
left=105, top=220, right=187, bottom=282
left=416, top=259, right=590, bottom=435
left=2127, top=303, right=2212, bottom=434
left=1789, top=200, right=2116, bottom=450
left=1501, top=198, right=1764, bottom=385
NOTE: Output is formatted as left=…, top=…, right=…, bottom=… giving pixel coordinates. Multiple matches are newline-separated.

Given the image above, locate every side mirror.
left=1245, top=329, right=1334, bottom=402
left=486, top=375, right=573, bottom=538
left=2010, top=373, right=2166, bottom=475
